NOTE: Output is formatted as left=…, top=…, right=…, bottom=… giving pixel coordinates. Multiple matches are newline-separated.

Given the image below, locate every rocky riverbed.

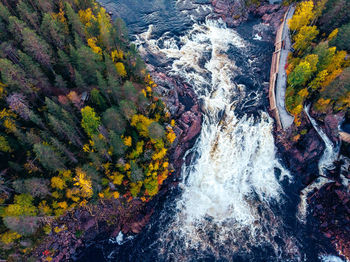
left=33, top=1, right=350, bottom=261
left=274, top=106, right=350, bottom=261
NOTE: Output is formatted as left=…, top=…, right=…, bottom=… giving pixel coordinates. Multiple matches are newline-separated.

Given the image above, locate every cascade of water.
left=134, top=18, right=298, bottom=260
left=305, top=104, right=339, bottom=176
left=297, top=105, right=339, bottom=222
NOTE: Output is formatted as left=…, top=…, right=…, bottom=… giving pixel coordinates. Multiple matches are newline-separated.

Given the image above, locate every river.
left=77, top=1, right=343, bottom=261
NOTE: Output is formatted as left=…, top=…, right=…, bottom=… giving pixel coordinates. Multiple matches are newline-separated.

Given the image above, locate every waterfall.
left=304, top=104, right=339, bottom=176
left=133, top=18, right=299, bottom=260
left=297, top=105, right=339, bottom=222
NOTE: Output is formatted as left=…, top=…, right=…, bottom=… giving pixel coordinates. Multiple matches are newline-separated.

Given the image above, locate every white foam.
left=136, top=18, right=294, bottom=259
left=319, top=255, right=346, bottom=262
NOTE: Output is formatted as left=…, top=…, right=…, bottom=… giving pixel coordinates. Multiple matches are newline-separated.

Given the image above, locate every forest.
left=285, top=0, right=350, bottom=126
left=0, top=0, right=176, bottom=258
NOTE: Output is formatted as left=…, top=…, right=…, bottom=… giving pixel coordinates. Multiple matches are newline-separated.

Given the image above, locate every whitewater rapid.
left=134, top=18, right=298, bottom=260
left=297, top=105, right=340, bottom=222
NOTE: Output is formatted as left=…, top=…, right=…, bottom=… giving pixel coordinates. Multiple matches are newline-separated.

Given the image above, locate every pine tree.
left=41, top=13, right=65, bottom=49
left=65, top=2, right=84, bottom=37
left=16, top=1, right=40, bottom=31
left=102, top=107, right=126, bottom=134
left=21, top=27, right=53, bottom=68
left=33, top=143, right=66, bottom=172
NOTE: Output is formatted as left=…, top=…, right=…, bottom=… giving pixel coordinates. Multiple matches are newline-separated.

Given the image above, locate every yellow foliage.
left=57, top=201, right=68, bottom=210
left=52, top=191, right=60, bottom=199
left=123, top=136, right=132, bottom=147
left=328, top=28, right=338, bottom=41
left=316, top=98, right=331, bottom=110
left=128, top=141, right=144, bottom=159
left=288, top=0, right=315, bottom=32
left=38, top=201, right=52, bottom=215
left=113, top=191, right=119, bottom=199
left=0, top=135, right=11, bottom=152
left=52, top=6, right=66, bottom=24
left=171, top=119, right=175, bottom=127
left=0, top=231, right=21, bottom=245
left=0, top=109, right=16, bottom=120
left=144, top=177, right=158, bottom=196
left=74, top=168, right=93, bottom=198
left=111, top=49, right=124, bottom=61
left=54, top=226, right=64, bottom=234
left=158, top=170, right=168, bottom=185
left=309, top=70, right=328, bottom=90
left=78, top=8, right=96, bottom=27
left=326, top=50, right=347, bottom=73
left=97, top=7, right=112, bottom=33
left=43, top=224, right=51, bottom=235
left=163, top=162, right=169, bottom=169
left=51, top=176, right=66, bottom=190
left=66, top=188, right=80, bottom=202
left=141, top=89, right=147, bottom=97
left=124, top=163, right=131, bottom=170
left=83, top=144, right=90, bottom=152
left=112, top=172, right=124, bottom=185
left=293, top=25, right=319, bottom=52
left=338, top=92, right=350, bottom=110
left=298, top=88, right=309, bottom=98
left=166, top=127, right=176, bottom=144
left=321, top=69, right=343, bottom=89
left=130, top=182, right=142, bottom=197
left=291, top=104, right=303, bottom=116
left=131, top=114, right=154, bottom=137
left=152, top=148, right=167, bottom=160
left=87, top=37, right=102, bottom=55
left=79, top=199, right=88, bottom=206
left=115, top=62, right=127, bottom=77
left=0, top=83, right=5, bottom=99
left=4, top=119, right=16, bottom=133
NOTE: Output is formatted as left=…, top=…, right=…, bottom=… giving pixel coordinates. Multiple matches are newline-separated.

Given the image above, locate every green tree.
left=65, top=2, right=84, bottom=36
left=21, top=27, right=53, bottom=67
left=33, top=143, right=66, bottom=172
left=293, top=25, right=319, bottom=54
left=17, top=1, right=39, bottom=31
left=288, top=61, right=313, bottom=87
left=330, top=22, right=350, bottom=51
left=120, top=100, right=136, bottom=120
left=102, top=107, right=126, bottom=134
left=148, top=122, right=165, bottom=140
left=41, top=13, right=65, bottom=49
left=109, top=131, right=126, bottom=157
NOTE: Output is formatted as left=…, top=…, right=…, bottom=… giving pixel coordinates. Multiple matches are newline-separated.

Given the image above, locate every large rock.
left=150, top=69, right=202, bottom=178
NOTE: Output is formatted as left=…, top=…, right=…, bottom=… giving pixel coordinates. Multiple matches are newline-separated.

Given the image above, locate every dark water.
left=76, top=1, right=341, bottom=261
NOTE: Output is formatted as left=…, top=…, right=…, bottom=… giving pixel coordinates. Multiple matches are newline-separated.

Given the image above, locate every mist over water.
left=79, top=1, right=344, bottom=261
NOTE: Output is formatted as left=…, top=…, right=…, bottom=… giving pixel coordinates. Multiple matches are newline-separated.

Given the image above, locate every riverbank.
left=31, top=1, right=338, bottom=260
left=265, top=3, right=350, bottom=260
left=31, top=68, right=202, bottom=261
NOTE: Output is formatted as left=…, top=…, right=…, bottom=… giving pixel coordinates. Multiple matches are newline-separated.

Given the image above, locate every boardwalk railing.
left=269, top=7, right=291, bottom=131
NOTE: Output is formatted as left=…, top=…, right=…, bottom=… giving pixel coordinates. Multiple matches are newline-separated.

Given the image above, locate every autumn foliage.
left=285, top=0, right=350, bottom=120
left=0, top=0, right=176, bottom=258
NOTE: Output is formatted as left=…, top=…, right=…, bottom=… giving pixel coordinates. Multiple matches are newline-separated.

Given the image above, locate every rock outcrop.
left=150, top=70, right=202, bottom=177
left=211, top=0, right=287, bottom=33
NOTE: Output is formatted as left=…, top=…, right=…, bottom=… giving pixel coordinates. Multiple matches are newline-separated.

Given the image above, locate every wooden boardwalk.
left=269, top=7, right=291, bottom=131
